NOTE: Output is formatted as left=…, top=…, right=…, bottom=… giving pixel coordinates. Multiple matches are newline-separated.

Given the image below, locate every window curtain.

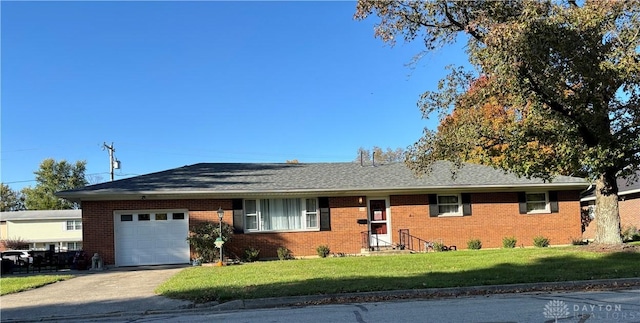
left=261, top=198, right=302, bottom=230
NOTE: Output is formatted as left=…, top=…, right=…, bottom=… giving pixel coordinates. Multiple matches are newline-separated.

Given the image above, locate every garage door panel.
left=114, top=211, right=190, bottom=266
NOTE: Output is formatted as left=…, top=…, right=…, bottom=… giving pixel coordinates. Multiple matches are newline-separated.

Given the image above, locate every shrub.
left=1, top=237, right=29, bottom=250
left=432, top=242, right=447, bottom=252
left=621, top=226, right=640, bottom=242
left=244, top=247, right=260, bottom=262
left=186, top=221, right=234, bottom=263
left=277, top=247, right=293, bottom=260
left=316, top=245, right=330, bottom=258
left=502, top=236, right=517, bottom=249
left=533, top=236, right=550, bottom=247
left=467, top=239, right=482, bottom=250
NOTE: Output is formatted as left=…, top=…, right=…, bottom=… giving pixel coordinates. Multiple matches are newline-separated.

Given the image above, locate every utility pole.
left=102, top=142, right=120, bottom=181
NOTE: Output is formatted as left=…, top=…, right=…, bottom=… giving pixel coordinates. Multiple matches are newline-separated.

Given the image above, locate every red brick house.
left=581, top=171, right=640, bottom=240
left=57, top=161, right=588, bottom=267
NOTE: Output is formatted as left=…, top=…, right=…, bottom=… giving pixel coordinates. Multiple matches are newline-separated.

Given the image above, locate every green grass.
left=156, top=246, right=640, bottom=303
left=0, top=275, right=73, bottom=295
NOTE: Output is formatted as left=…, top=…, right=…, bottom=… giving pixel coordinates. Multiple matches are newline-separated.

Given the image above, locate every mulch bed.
left=578, top=243, right=640, bottom=253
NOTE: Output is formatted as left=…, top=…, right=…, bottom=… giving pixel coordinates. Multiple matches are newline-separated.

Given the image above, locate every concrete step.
left=360, top=246, right=413, bottom=255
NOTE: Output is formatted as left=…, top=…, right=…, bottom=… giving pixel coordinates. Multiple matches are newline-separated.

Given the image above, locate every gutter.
left=57, top=182, right=590, bottom=202
left=581, top=188, right=640, bottom=202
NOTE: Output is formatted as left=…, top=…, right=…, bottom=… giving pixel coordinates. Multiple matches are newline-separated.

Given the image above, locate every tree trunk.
left=593, top=172, right=622, bottom=245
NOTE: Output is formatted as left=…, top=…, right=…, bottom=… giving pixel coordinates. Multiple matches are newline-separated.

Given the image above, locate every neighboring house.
left=581, top=171, right=640, bottom=240
left=0, top=209, right=83, bottom=251
left=57, top=161, right=588, bottom=267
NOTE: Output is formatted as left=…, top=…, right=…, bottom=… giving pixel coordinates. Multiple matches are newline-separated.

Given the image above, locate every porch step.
left=360, top=246, right=412, bottom=256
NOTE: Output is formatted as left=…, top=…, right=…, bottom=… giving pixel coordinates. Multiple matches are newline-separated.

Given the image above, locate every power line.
left=2, top=172, right=111, bottom=185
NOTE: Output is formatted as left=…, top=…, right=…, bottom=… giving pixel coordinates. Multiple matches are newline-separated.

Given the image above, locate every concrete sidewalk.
left=0, top=265, right=192, bottom=322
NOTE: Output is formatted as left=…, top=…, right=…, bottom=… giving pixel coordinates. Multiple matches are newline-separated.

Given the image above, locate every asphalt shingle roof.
left=581, top=170, right=640, bottom=200
left=57, top=161, right=587, bottom=200
left=0, top=209, right=82, bottom=221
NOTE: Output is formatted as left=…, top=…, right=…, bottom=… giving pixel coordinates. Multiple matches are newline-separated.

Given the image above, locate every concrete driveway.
left=0, top=265, right=192, bottom=322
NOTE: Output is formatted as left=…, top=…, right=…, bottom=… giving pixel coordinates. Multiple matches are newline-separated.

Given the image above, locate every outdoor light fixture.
left=358, top=197, right=364, bottom=205
left=216, top=207, right=225, bottom=266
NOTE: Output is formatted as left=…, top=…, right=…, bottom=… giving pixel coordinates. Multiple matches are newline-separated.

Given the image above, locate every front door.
left=369, top=198, right=391, bottom=247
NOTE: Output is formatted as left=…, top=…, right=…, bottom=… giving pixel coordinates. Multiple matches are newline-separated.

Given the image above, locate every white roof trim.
left=59, top=182, right=589, bottom=201
left=580, top=188, right=640, bottom=202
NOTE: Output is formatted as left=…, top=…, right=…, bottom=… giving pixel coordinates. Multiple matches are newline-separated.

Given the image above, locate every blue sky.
left=1, top=1, right=469, bottom=191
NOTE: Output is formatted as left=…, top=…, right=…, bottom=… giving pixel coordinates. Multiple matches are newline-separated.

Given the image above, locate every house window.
left=244, top=198, right=319, bottom=232
left=172, top=213, right=185, bottom=220
left=67, top=242, right=81, bottom=250
left=587, top=205, right=596, bottom=220
left=437, top=194, right=462, bottom=216
left=121, top=214, right=133, bottom=221
left=156, top=213, right=168, bottom=220
left=429, top=193, right=471, bottom=217
left=66, top=220, right=82, bottom=230
left=306, top=198, right=318, bottom=228
left=138, top=214, right=151, bottom=221
left=245, top=200, right=258, bottom=230
left=526, top=192, right=549, bottom=213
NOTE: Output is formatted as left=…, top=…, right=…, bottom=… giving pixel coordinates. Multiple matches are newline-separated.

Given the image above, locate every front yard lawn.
left=0, top=275, right=73, bottom=295
left=156, top=246, right=640, bottom=303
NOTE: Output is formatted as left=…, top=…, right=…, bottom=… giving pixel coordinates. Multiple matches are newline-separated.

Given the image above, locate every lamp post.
left=215, top=207, right=225, bottom=266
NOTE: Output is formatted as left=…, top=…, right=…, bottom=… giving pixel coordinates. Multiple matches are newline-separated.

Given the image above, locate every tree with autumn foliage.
left=429, top=76, right=586, bottom=178
left=356, top=0, right=640, bottom=245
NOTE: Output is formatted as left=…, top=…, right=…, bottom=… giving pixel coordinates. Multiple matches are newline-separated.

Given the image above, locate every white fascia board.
left=59, top=182, right=589, bottom=201
left=581, top=188, right=640, bottom=202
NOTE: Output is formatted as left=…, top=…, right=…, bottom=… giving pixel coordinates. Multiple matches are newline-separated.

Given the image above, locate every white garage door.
left=114, top=210, right=190, bottom=266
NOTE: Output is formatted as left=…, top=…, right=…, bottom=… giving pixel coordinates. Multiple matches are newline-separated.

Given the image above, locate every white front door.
left=369, top=198, right=391, bottom=247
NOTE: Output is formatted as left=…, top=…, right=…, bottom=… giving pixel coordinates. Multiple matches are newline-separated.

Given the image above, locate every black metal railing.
left=398, top=229, right=432, bottom=252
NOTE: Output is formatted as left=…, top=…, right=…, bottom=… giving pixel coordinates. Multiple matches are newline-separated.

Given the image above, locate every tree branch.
left=523, top=69, right=600, bottom=147
left=442, top=1, right=483, bottom=41
left=400, top=11, right=453, bottom=29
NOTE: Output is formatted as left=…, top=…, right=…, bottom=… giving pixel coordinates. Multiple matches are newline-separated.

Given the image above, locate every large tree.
left=1, top=183, right=25, bottom=212
left=429, top=76, right=586, bottom=178
left=22, top=159, right=88, bottom=210
left=356, top=0, right=640, bottom=244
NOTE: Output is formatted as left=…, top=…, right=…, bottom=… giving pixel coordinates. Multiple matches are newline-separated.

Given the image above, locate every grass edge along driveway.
left=156, top=246, right=640, bottom=304
left=1, top=275, right=73, bottom=296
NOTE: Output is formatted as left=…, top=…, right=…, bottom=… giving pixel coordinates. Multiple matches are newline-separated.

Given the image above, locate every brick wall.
left=581, top=193, right=639, bottom=240
left=82, top=191, right=584, bottom=265
left=81, top=197, right=368, bottom=263
left=82, top=199, right=233, bottom=266
left=620, top=193, right=640, bottom=232
left=391, top=191, right=582, bottom=249
left=230, top=196, right=367, bottom=258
